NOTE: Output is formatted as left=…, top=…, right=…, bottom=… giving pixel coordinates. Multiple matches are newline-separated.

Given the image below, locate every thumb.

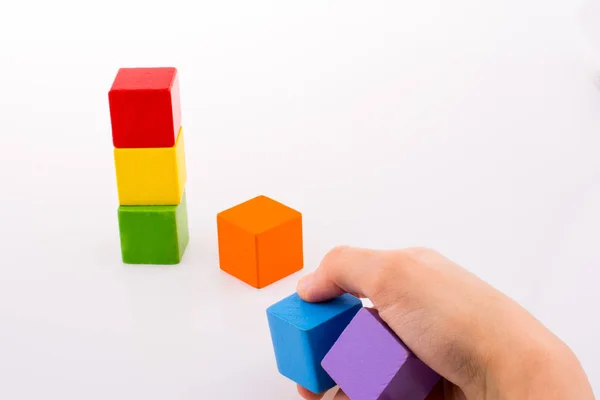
left=297, top=246, right=391, bottom=303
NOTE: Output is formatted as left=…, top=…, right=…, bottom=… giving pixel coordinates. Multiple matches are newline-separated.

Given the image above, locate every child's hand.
left=295, top=247, right=595, bottom=400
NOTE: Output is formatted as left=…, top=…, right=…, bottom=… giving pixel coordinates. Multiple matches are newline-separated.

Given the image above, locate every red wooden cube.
left=109, top=67, right=182, bottom=148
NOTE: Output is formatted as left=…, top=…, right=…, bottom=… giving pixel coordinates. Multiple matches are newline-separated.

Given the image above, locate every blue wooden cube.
left=266, top=292, right=362, bottom=393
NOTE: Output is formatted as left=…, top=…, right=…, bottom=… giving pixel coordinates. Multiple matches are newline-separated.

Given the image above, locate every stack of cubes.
left=108, top=67, right=189, bottom=265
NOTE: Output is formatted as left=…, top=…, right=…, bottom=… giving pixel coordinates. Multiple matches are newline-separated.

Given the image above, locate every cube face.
left=257, top=217, right=303, bottom=288
left=114, top=128, right=186, bottom=205
left=109, top=67, right=181, bottom=148
left=118, top=193, right=189, bottom=264
left=322, top=308, right=440, bottom=400
left=217, top=196, right=303, bottom=288
left=266, top=293, right=362, bottom=394
left=216, top=217, right=258, bottom=287
left=389, top=357, right=442, bottom=399
left=218, top=195, right=301, bottom=234
left=266, top=314, right=319, bottom=389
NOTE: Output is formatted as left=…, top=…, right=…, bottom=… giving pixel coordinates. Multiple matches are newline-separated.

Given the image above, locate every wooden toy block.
left=216, top=195, right=303, bottom=288
left=117, top=192, right=189, bottom=264
left=109, top=67, right=181, bottom=148
left=321, top=308, right=441, bottom=400
left=114, top=128, right=186, bottom=205
left=424, top=380, right=445, bottom=400
left=266, top=293, right=362, bottom=394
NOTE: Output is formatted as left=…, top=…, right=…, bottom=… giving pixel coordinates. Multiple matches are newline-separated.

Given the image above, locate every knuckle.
left=369, top=251, right=401, bottom=299
left=396, top=246, right=443, bottom=267
left=319, top=245, right=352, bottom=278
left=321, top=246, right=351, bottom=268
left=402, top=246, right=438, bottom=259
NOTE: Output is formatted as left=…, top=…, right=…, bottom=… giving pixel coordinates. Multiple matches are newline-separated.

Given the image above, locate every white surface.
left=0, top=0, right=599, bottom=398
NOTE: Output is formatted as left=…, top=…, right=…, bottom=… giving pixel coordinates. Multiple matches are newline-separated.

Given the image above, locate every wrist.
left=486, top=335, right=593, bottom=399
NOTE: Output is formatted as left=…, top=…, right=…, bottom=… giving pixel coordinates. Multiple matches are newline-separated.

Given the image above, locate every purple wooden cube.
left=321, top=308, right=440, bottom=400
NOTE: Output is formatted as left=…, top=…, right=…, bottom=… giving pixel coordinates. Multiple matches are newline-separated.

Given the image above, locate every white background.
left=0, top=0, right=599, bottom=398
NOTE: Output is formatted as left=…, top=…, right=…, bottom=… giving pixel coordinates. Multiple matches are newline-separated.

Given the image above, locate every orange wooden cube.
left=217, top=195, right=303, bottom=289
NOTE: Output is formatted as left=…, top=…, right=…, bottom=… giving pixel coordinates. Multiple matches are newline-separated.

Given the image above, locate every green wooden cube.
left=118, top=192, right=189, bottom=265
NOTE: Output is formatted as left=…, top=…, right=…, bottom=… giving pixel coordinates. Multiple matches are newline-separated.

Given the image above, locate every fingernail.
left=297, top=273, right=314, bottom=295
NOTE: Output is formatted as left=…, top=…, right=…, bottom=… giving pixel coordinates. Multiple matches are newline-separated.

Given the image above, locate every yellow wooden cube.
left=114, top=127, right=187, bottom=205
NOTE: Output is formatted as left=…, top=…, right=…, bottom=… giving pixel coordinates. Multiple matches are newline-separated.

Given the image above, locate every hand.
left=298, top=380, right=444, bottom=400
left=295, top=247, right=595, bottom=400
